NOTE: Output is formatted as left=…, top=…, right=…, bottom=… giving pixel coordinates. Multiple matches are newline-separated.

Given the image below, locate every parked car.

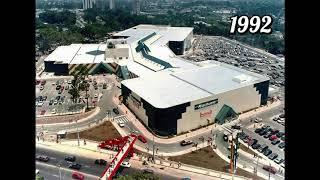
left=231, top=125, right=241, bottom=130
left=41, top=80, right=46, bottom=85
left=138, top=135, right=147, bottom=143
left=223, top=134, right=229, bottom=142
left=276, top=132, right=285, bottom=138
left=40, top=86, right=44, bottom=90
left=113, top=108, right=119, bottom=114
left=259, top=129, right=268, bottom=136
left=274, top=157, right=284, bottom=164
left=36, top=155, right=50, bottom=162
left=268, top=153, right=278, bottom=160
left=68, top=80, right=72, bottom=84
left=42, top=96, right=47, bottom=101
left=279, top=114, right=285, bottom=118
left=56, top=96, right=61, bottom=101
left=240, top=133, right=248, bottom=140
left=58, top=89, right=63, bottom=94
left=121, top=161, right=131, bottom=168
left=254, top=117, right=262, bottom=123
left=263, top=149, right=272, bottom=156
left=51, top=109, right=56, bottom=114
left=278, top=142, right=285, bottom=149
left=72, top=172, right=84, bottom=180
left=252, top=143, right=261, bottom=149
left=280, top=162, right=285, bottom=168
left=65, top=155, right=76, bottom=162
left=94, top=94, right=98, bottom=98
left=244, top=136, right=252, bottom=143
left=261, top=125, right=270, bottom=130
left=254, top=128, right=262, bottom=133
left=103, top=83, right=107, bottom=89
left=36, top=80, right=41, bottom=85
left=271, top=139, right=280, bottom=145
left=65, top=85, right=69, bottom=90
left=263, top=132, right=272, bottom=139
left=271, top=129, right=280, bottom=135
left=95, top=159, right=107, bottom=165
left=68, top=163, right=81, bottom=170
left=281, top=135, right=285, bottom=141
left=56, top=85, right=61, bottom=90
left=49, top=99, right=54, bottom=105
left=262, top=165, right=277, bottom=174
left=269, top=135, right=278, bottom=141
left=180, top=140, right=193, bottom=146
left=248, top=139, right=258, bottom=146
left=258, top=144, right=268, bottom=153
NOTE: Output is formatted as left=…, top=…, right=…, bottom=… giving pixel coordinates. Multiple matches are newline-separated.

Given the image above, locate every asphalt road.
left=36, top=147, right=180, bottom=180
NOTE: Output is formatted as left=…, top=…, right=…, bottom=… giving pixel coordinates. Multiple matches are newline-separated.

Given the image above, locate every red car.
left=36, top=80, right=40, bottom=85
left=262, top=165, right=277, bottom=174
left=72, top=172, right=84, bottom=180
left=40, top=110, right=46, bottom=115
left=41, top=80, right=46, bottom=85
left=138, top=135, right=147, bottom=143
left=269, top=135, right=278, bottom=141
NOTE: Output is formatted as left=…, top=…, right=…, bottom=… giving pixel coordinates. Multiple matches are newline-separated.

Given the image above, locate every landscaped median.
left=36, top=107, right=100, bottom=125
left=168, top=146, right=264, bottom=180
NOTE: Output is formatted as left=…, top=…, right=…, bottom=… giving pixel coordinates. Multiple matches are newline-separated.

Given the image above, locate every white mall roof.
left=122, top=61, right=269, bottom=108
left=113, top=24, right=193, bottom=45
left=44, top=44, right=106, bottom=64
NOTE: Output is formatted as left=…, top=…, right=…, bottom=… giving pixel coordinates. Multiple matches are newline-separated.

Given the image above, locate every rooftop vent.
left=232, top=74, right=252, bottom=83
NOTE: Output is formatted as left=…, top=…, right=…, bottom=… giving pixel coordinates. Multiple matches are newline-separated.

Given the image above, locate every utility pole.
left=152, top=135, right=155, bottom=162
left=58, top=164, right=62, bottom=180
left=255, top=156, right=260, bottom=175
left=268, top=163, right=271, bottom=180
left=77, top=125, right=80, bottom=146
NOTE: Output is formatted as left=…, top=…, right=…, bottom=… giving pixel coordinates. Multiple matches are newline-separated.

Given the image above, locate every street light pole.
left=77, top=125, right=80, bottom=146
left=58, top=164, right=62, bottom=180
left=152, top=135, right=155, bottom=162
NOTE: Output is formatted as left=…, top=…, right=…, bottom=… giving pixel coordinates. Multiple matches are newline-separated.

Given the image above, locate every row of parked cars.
left=238, top=131, right=285, bottom=169
left=273, top=113, right=285, bottom=126
left=254, top=125, right=285, bottom=148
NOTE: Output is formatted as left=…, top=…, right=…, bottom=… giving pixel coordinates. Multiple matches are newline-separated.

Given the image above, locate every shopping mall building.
left=44, top=24, right=269, bottom=136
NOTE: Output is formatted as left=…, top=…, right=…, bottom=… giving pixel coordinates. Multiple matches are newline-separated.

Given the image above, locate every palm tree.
left=69, top=66, right=90, bottom=110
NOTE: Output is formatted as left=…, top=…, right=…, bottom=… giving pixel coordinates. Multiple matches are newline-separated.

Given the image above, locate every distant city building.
left=109, top=0, right=115, bottom=10
left=82, top=0, right=96, bottom=10
left=133, top=0, right=140, bottom=15
left=96, top=0, right=108, bottom=10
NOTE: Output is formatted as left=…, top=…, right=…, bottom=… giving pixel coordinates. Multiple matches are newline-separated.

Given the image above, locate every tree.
left=114, top=172, right=160, bottom=180
left=69, top=66, right=90, bottom=109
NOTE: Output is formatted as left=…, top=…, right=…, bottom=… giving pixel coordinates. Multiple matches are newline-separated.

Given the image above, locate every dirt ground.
left=66, top=121, right=121, bottom=142
left=168, top=146, right=264, bottom=180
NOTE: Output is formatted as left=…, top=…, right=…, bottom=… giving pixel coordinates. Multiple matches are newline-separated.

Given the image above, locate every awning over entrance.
left=215, top=104, right=238, bottom=125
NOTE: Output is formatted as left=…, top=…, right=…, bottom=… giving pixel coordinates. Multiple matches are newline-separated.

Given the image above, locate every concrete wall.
left=177, top=85, right=261, bottom=133
left=184, top=31, right=193, bottom=51
left=126, top=91, right=149, bottom=126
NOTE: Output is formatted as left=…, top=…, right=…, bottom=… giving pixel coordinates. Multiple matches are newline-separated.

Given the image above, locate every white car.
left=118, top=122, right=125, bottom=128
left=254, top=117, right=262, bottom=123
left=53, top=100, right=58, bottom=105
left=280, top=162, right=285, bottom=168
left=35, top=169, right=39, bottom=175
left=94, top=94, right=98, bottom=98
left=121, top=161, right=131, bottom=168
left=68, top=80, right=72, bottom=84
left=51, top=109, right=56, bottom=114
left=40, top=86, right=44, bottom=90
left=37, top=101, right=44, bottom=107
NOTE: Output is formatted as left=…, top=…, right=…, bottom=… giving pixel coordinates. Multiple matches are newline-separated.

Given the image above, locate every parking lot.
left=185, top=36, right=285, bottom=99
left=240, top=114, right=285, bottom=165
left=36, top=75, right=113, bottom=116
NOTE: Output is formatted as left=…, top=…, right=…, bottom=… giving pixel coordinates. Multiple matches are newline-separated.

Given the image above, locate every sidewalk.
left=36, top=139, right=250, bottom=180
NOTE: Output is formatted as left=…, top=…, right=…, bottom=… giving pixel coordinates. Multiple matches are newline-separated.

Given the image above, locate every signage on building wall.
left=194, top=99, right=218, bottom=110
left=130, top=94, right=141, bottom=109
left=200, top=110, right=213, bottom=118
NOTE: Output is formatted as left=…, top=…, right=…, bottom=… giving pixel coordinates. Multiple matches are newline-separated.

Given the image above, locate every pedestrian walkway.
left=114, top=115, right=129, bottom=124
